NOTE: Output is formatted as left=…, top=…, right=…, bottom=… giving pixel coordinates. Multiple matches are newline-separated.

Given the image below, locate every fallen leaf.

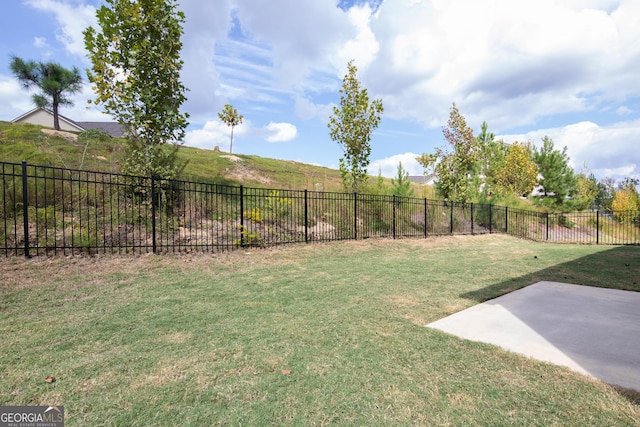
left=281, top=370, right=291, bottom=376
left=44, top=376, right=56, bottom=383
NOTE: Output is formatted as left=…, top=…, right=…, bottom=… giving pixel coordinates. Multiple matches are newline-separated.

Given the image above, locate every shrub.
left=264, top=190, right=292, bottom=222
left=558, top=214, right=575, bottom=229
left=244, top=207, right=262, bottom=223
left=236, top=225, right=263, bottom=247
left=28, top=205, right=58, bottom=233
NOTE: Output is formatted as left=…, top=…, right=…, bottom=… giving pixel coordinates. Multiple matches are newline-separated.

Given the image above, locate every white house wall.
left=12, top=108, right=84, bottom=133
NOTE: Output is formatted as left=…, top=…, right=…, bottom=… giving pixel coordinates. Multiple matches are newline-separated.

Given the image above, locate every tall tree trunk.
left=230, top=126, right=234, bottom=154
left=52, top=103, right=60, bottom=131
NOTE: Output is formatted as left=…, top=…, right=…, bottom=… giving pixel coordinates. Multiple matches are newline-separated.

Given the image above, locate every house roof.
left=11, top=107, right=125, bottom=138
left=74, top=121, right=126, bottom=138
left=11, top=107, right=84, bottom=132
left=409, top=174, right=437, bottom=184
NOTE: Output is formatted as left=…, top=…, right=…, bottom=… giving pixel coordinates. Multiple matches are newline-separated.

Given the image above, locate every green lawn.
left=1, top=234, right=639, bottom=425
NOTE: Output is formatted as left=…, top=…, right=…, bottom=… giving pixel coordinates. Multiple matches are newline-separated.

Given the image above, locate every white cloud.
left=594, top=165, right=637, bottom=180
left=184, top=119, right=296, bottom=150
left=369, top=152, right=423, bottom=178
left=365, top=0, right=640, bottom=130
left=294, top=96, right=334, bottom=122
left=234, top=0, right=355, bottom=89
left=265, top=122, right=297, bottom=142
left=185, top=120, right=232, bottom=151
left=33, top=36, right=50, bottom=50
left=179, top=0, right=235, bottom=120
left=25, top=0, right=97, bottom=59
left=334, top=4, right=379, bottom=70
left=0, top=77, right=32, bottom=117
left=616, top=106, right=633, bottom=116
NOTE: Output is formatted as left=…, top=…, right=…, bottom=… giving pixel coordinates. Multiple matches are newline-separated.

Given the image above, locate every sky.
left=1, top=0, right=639, bottom=185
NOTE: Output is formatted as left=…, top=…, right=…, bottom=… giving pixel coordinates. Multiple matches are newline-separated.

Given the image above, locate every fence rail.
left=1, top=161, right=638, bottom=257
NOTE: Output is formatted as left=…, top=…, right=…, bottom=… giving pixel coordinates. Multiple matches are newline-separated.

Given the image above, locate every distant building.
left=408, top=174, right=437, bottom=185
left=11, top=107, right=125, bottom=138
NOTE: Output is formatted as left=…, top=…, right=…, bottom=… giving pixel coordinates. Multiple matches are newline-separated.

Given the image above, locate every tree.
left=328, top=60, right=384, bottom=192
left=428, top=103, right=479, bottom=203
left=373, top=167, right=388, bottom=195
left=532, top=136, right=577, bottom=209
left=416, top=153, right=437, bottom=177
left=594, top=177, right=616, bottom=210
left=618, top=177, right=640, bottom=191
left=494, top=142, right=538, bottom=197
left=84, top=0, right=189, bottom=179
left=475, top=121, right=495, bottom=147
left=390, top=162, right=415, bottom=197
left=9, top=56, right=82, bottom=131
left=611, top=183, right=640, bottom=224
left=473, top=122, right=508, bottom=198
left=571, top=171, right=599, bottom=211
left=218, top=104, right=243, bottom=154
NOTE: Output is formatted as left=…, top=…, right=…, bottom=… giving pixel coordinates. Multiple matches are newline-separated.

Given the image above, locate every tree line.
left=415, top=103, right=639, bottom=214
left=324, top=64, right=638, bottom=215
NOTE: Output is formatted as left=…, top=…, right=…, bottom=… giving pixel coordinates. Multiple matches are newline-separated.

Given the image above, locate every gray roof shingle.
left=74, top=121, right=126, bottom=138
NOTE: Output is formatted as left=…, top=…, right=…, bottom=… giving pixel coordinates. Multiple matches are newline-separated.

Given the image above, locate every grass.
left=1, top=235, right=639, bottom=425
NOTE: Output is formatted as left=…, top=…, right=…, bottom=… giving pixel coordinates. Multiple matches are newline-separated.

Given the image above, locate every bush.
left=558, top=214, right=575, bottom=229
left=78, top=128, right=111, bottom=142
left=28, top=205, right=58, bottom=233
left=236, top=225, right=263, bottom=247
left=244, top=207, right=262, bottom=223
left=264, top=190, right=292, bottom=222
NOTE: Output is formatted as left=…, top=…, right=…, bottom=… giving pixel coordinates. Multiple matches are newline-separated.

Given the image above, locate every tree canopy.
left=84, top=0, right=189, bottom=178
left=432, top=103, right=479, bottom=203
left=328, top=60, right=383, bottom=192
left=218, top=104, right=243, bottom=154
left=494, top=142, right=538, bottom=197
left=390, top=162, right=415, bottom=197
left=611, top=184, right=640, bottom=223
left=532, top=136, right=577, bottom=208
left=10, top=56, right=82, bottom=131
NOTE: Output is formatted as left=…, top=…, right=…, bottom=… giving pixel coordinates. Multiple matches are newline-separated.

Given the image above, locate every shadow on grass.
left=462, top=245, right=640, bottom=303
left=457, top=244, right=640, bottom=405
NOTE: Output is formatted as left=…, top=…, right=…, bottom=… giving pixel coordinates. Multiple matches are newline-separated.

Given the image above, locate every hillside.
left=0, top=121, right=351, bottom=192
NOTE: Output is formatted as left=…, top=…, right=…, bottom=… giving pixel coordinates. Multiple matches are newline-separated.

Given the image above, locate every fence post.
left=304, top=189, right=308, bottom=244
left=471, top=203, right=474, bottom=235
left=424, top=198, right=427, bottom=238
left=596, top=210, right=600, bottom=245
left=353, top=192, right=357, bottom=240
left=392, top=195, right=397, bottom=239
left=151, top=175, right=157, bottom=254
left=489, top=204, right=493, bottom=234
left=505, top=206, right=508, bottom=234
left=240, top=185, right=244, bottom=247
left=546, top=212, right=549, bottom=241
left=21, top=161, right=30, bottom=258
left=449, top=203, right=454, bottom=235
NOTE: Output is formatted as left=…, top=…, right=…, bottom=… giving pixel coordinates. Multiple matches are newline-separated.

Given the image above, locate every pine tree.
left=10, top=56, right=82, bottom=131
left=391, top=162, right=414, bottom=197
left=532, top=136, right=577, bottom=209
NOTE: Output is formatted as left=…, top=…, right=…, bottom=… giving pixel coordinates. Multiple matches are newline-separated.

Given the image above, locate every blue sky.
left=1, top=0, right=639, bottom=185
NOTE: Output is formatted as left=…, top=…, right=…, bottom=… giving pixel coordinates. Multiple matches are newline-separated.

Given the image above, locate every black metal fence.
left=1, top=161, right=639, bottom=257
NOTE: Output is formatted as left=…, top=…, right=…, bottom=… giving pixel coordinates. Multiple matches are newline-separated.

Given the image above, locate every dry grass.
left=1, top=235, right=639, bottom=425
